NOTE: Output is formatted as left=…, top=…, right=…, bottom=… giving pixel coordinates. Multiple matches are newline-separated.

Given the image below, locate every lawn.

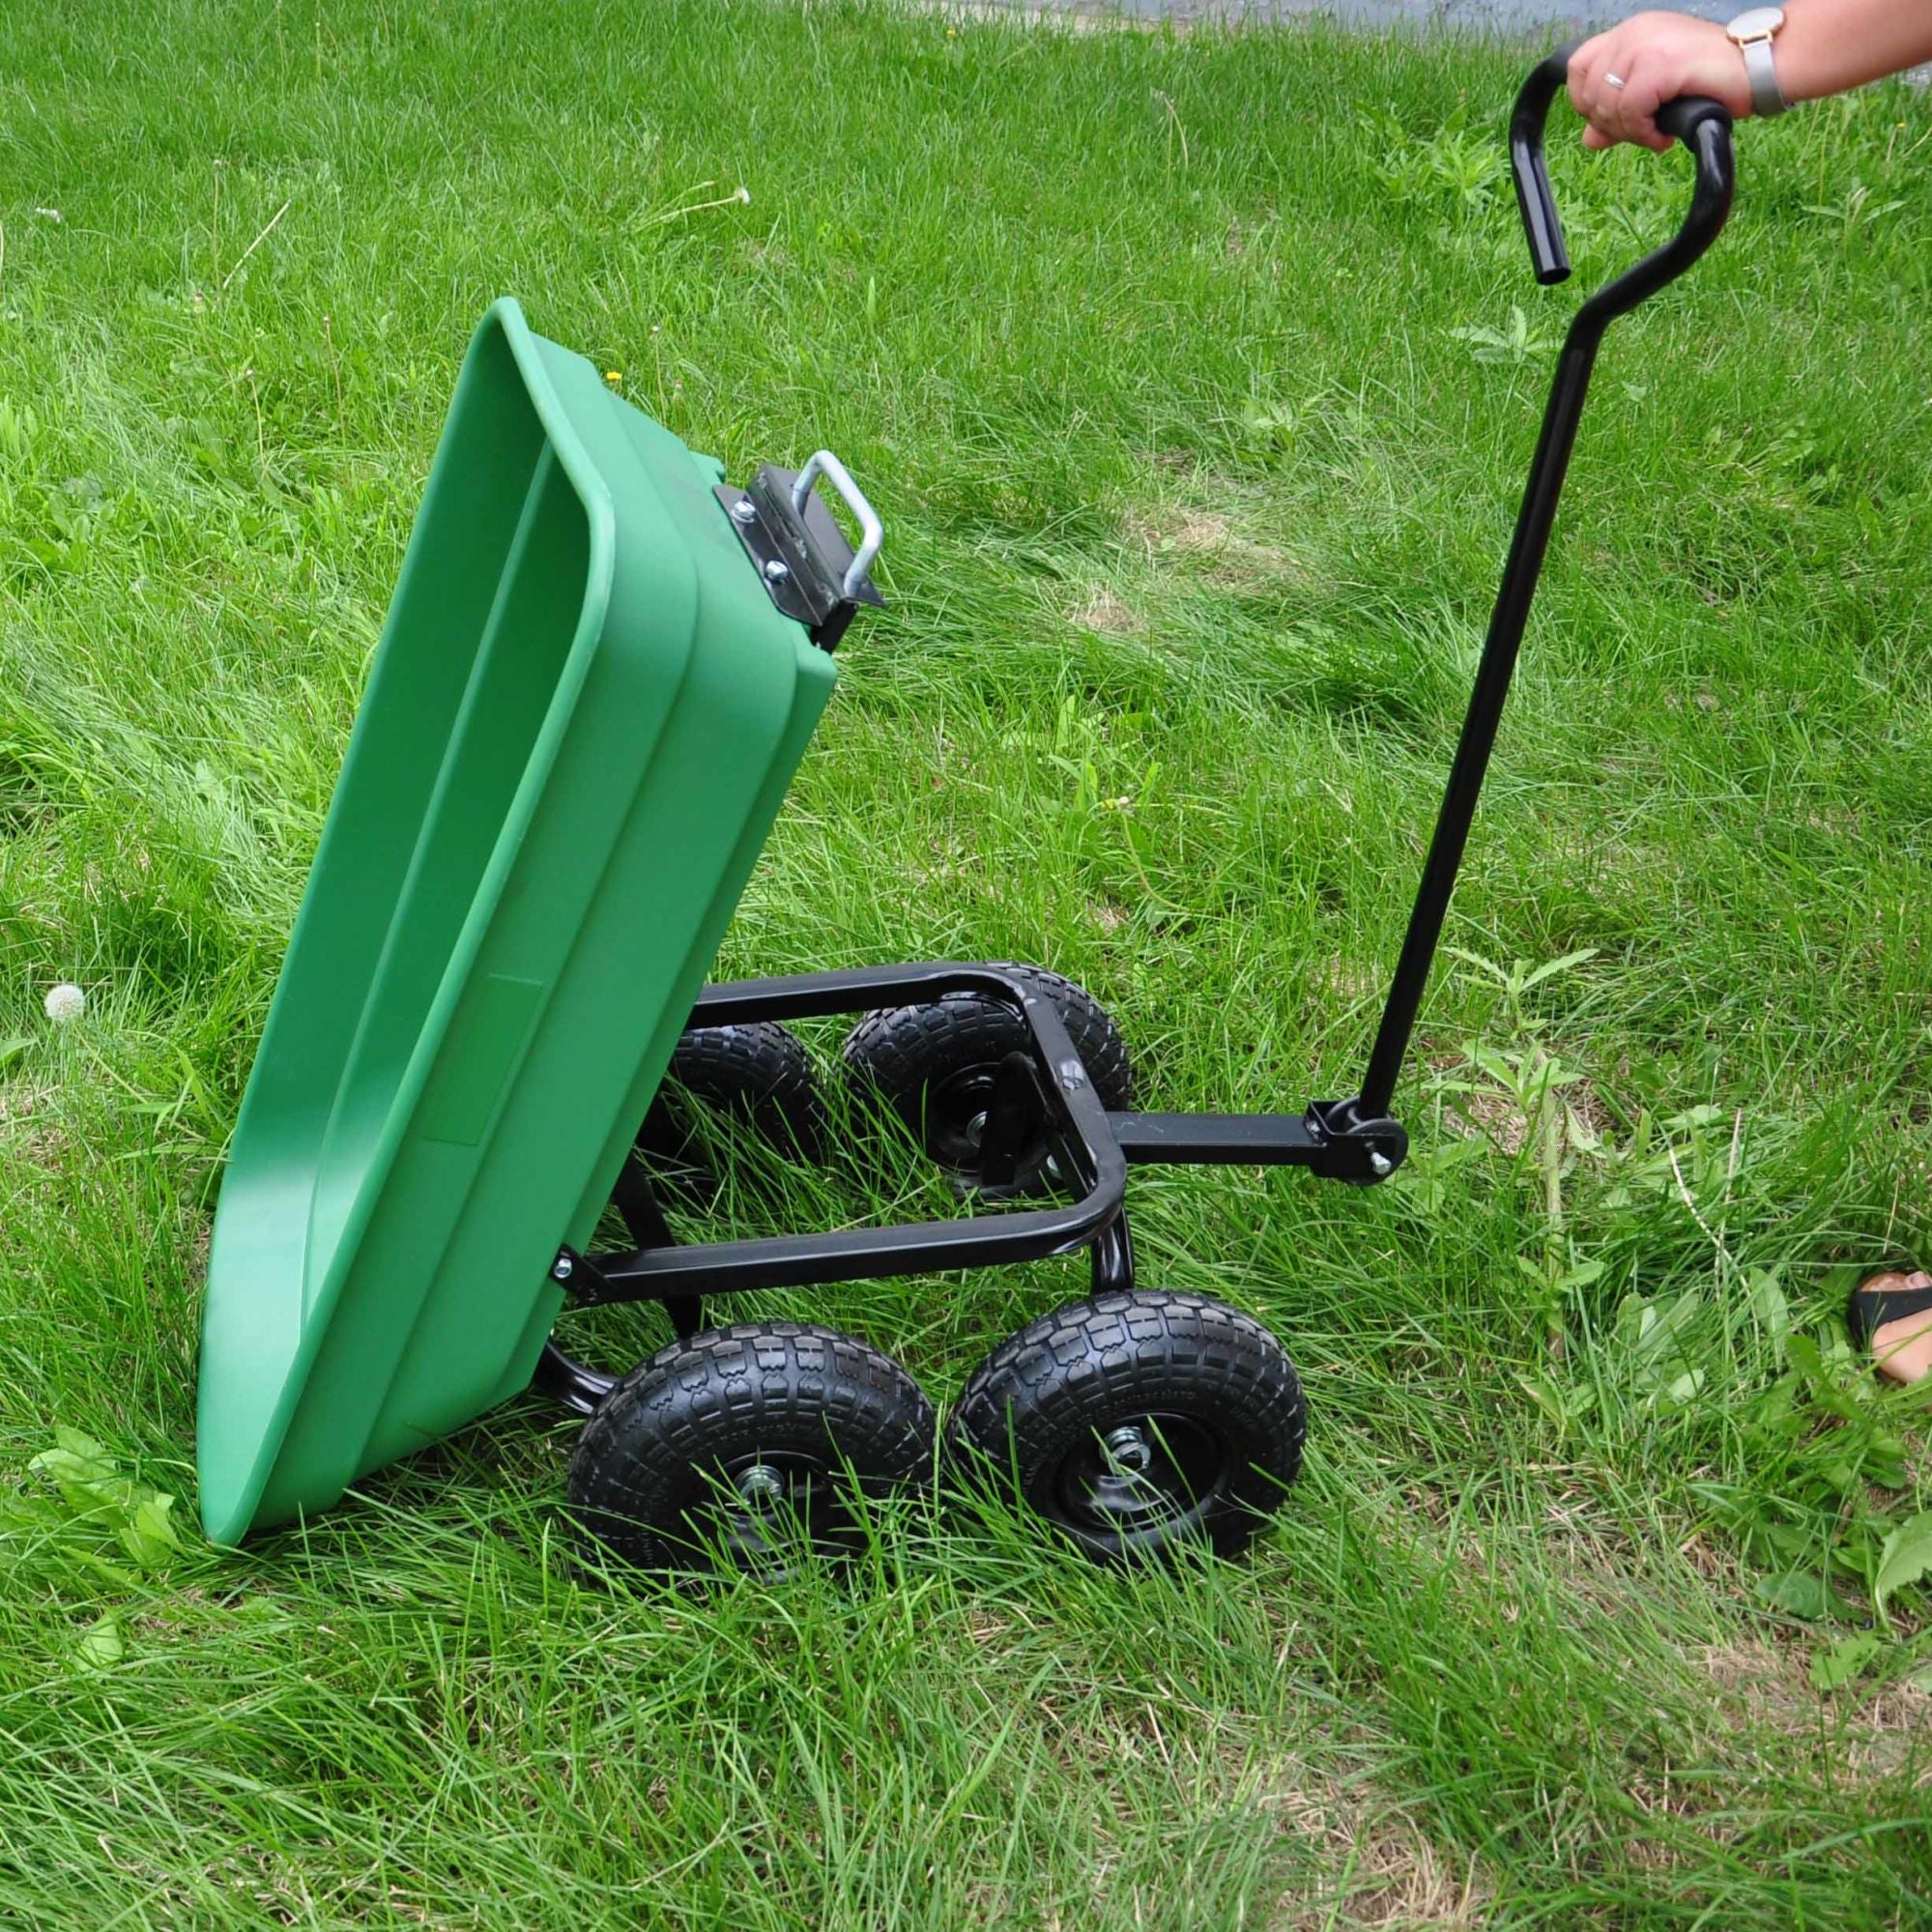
left=2, top=1, right=1930, bottom=1925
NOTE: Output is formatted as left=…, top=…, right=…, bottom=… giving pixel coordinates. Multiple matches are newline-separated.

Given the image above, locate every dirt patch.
left=1128, top=505, right=1232, bottom=556
left=1437, top=1058, right=1614, bottom=1163
left=1698, top=1639, right=1817, bottom=1727
left=1266, top=1767, right=1489, bottom=1929
left=1847, top=1681, right=1932, bottom=1784
left=1696, top=1639, right=1932, bottom=1785
left=1308, top=957, right=1381, bottom=1007
left=1123, top=502, right=1305, bottom=586
left=0, top=1081, right=56, bottom=1125
left=0, top=1081, right=65, bottom=1167
left=1451, top=1084, right=1531, bottom=1158
left=1068, top=587, right=1143, bottom=637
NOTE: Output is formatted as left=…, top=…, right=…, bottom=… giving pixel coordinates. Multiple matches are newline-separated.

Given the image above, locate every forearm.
left=1776, top=0, right=1932, bottom=102
left=1571, top=2, right=1932, bottom=152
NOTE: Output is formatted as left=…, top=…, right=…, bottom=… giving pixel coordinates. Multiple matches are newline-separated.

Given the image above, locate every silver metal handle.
left=792, top=449, right=882, bottom=600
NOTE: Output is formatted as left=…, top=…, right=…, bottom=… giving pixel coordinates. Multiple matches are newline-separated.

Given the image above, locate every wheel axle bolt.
left=1369, top=1151, right=1393, bottom=1177
left=1106, top=1425, right=1153, bottom=1475
left=736, top=1463, right=786, bottom=1507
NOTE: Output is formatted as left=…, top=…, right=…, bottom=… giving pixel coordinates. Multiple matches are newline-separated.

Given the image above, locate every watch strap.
left=1739, top=33, right=1788, bottom=116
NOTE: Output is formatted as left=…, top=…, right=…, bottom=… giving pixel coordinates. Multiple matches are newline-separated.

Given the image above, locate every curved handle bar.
left=1352, top=54, right=1738, bottom=1122
left=793, top=448, right=883, bottom=599
left=1510, top=46, right=1735, bottom=308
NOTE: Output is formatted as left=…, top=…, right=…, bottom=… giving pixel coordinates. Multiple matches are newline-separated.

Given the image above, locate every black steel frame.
left=536, top=61, right=1737, bottom=1419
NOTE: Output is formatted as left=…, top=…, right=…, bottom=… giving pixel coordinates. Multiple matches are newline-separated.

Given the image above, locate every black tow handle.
left=1345, top=53, right=1738, bottom=1132
left=1510, top=46, right=1736, bottom=298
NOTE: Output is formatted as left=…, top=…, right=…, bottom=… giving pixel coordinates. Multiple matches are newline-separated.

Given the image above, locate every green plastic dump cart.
left=204, top=67, right=1725, bottom=1574
left=196, top=298, right=879, bottom=1545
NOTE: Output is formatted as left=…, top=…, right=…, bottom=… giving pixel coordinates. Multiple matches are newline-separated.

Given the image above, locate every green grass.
left=3, top=1, right=1931, bottom=1924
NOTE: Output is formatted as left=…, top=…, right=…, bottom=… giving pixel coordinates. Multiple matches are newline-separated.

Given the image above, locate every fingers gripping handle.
left=1653, top=95, right=1735, bottom=145
left=1509, top=45, right=1735, bottom=286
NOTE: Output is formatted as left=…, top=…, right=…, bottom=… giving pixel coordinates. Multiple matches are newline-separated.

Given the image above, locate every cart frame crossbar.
left=535, top=963, right=1406, bottom=1416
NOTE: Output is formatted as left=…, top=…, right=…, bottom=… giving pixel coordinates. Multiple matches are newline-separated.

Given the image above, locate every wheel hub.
left=1059, top=1411, right=1229, bottom=1539
left=735, top=1462, right=787, bottom=1510
left=927, top=1067, right=1007, bottom=1170
left=708, top=1448, right=841, bottom=1572
left=928, top=1065, right=1061, bottom=1193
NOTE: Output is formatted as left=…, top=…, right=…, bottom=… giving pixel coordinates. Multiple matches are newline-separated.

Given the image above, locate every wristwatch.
left=1726, top=6, right=1789, bottom=117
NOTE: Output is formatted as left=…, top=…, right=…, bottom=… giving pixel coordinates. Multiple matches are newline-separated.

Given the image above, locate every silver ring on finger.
left=1604, top=71, right=1627, bottom=88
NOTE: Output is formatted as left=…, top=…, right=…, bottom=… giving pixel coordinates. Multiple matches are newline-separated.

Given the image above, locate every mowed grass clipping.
left=2, top=1, right=1931, bottom=1925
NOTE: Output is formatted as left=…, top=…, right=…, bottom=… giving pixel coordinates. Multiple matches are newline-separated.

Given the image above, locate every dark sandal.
left=1847, top=1269, right=1932, bottom=1348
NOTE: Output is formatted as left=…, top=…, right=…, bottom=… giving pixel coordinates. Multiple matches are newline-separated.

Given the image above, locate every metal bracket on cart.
left=717, top=449, right=885, bottom=651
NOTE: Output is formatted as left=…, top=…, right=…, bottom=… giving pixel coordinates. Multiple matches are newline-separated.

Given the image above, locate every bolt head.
left=731, top=497, right=760, bottom=524
left=763, top=558, right=791, bottom=584
left=551, top=1254, right=574, bottom=1282
left=736, top=1463, right=786, bottom=1507
left=1368, top=1151, right=1393, bottom=1177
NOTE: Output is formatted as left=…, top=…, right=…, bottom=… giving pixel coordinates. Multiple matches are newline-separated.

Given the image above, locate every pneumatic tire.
left=947, top=1289, right=1305, bottom=1565
left=636, top=1022, right=824, bottom=1205
left=568, top=1322, right=936, bottom=1576
left=841, top=964, right=1133, bottom=1191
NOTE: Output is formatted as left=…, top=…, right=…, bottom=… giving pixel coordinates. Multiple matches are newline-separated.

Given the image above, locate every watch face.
left=1727, top=5, right=1785, bottom=40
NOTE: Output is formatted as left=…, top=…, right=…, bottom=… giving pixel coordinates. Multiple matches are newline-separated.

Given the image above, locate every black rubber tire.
left=568, top=1322, right=936, bottom=1575
left=947, top=1290, right=1305, bottom=1565
left=841, top=965, right=1133, bottom=1189
left=636, top=1022, right=824, bottom=1202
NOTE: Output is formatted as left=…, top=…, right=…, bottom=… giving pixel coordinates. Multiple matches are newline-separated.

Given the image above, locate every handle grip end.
left=1654, top=94, right=1734, bottom=145
left=1510, top=48, right=1576, bottom=284
left=1510, top=49, right=1734, bottom=296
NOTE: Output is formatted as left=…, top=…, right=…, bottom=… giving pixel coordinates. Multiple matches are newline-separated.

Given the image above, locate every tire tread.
left=947, top=1289, right=1305, bottom=1562
left=569, top=1322, right=935, bottom=1572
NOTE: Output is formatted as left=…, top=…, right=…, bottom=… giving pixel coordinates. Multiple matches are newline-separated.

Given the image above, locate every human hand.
left=1567, top=12, right=1754, bottom=151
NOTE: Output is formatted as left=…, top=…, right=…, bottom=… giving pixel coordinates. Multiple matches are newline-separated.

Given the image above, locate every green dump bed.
left=197, top=299, right=838, bottom=1543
